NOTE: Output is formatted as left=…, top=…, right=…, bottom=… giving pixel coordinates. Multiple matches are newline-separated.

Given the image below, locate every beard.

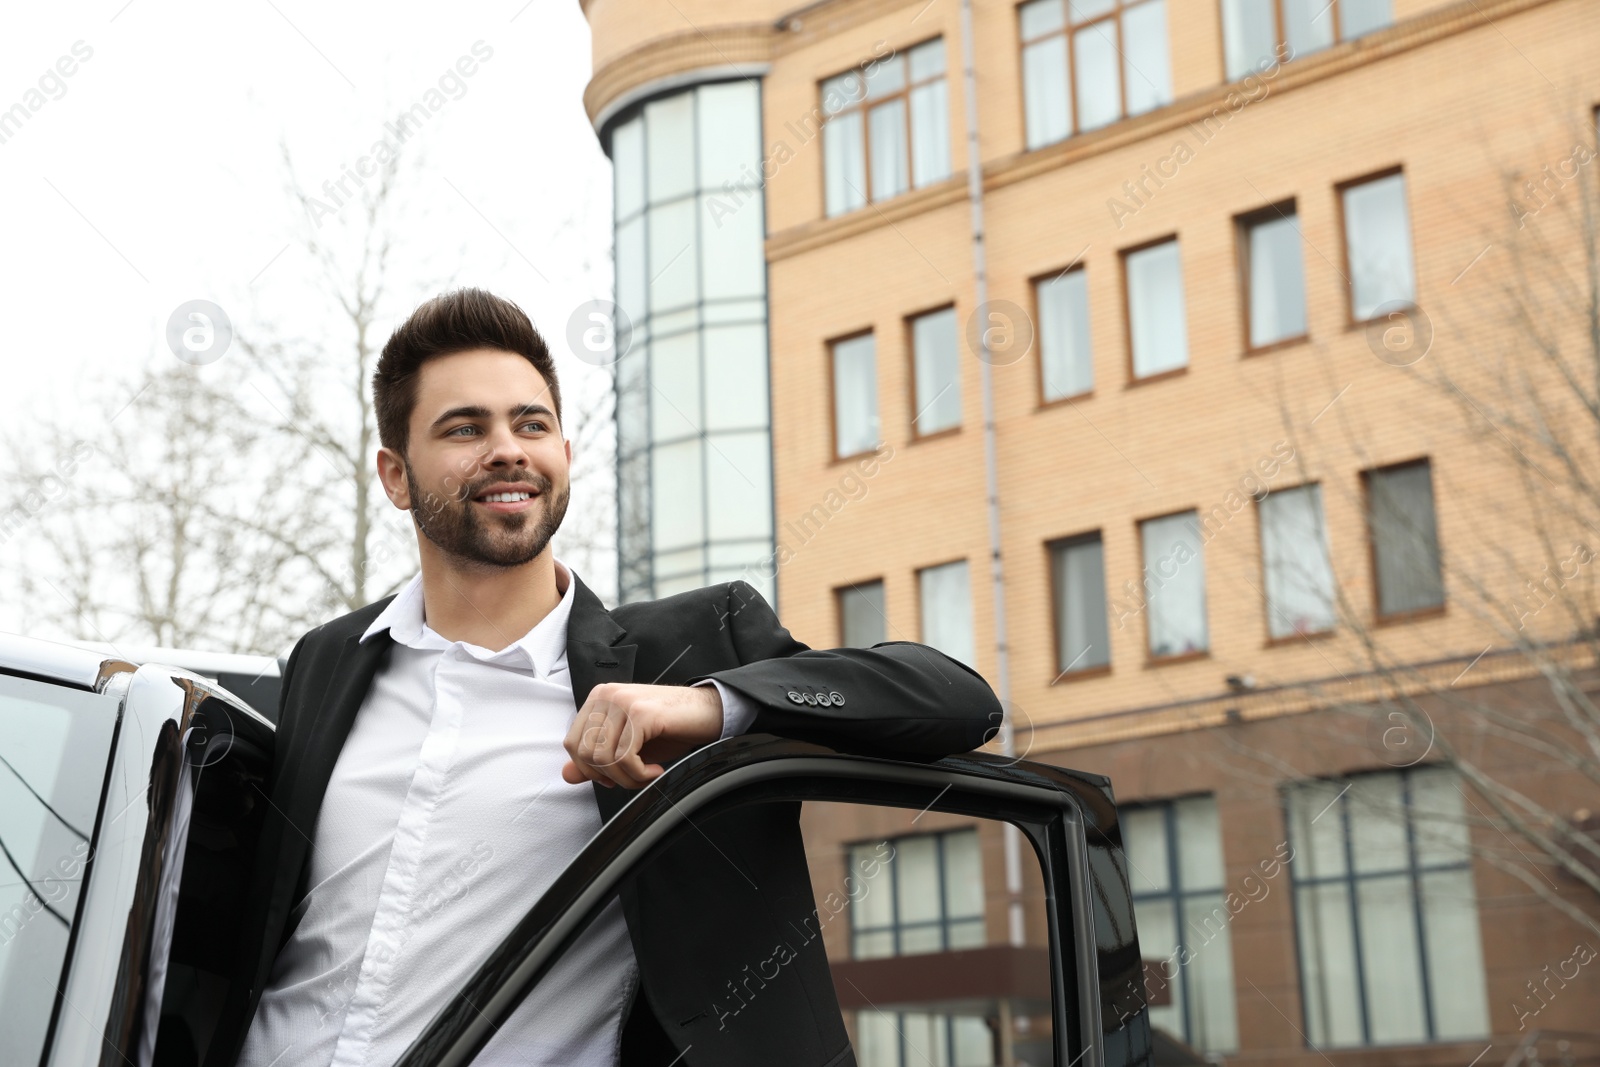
left=405, top=462, right=570, bottom=569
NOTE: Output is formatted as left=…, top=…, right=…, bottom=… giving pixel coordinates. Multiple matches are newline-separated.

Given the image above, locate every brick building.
left=579, top=0, right=1600, bottom=1062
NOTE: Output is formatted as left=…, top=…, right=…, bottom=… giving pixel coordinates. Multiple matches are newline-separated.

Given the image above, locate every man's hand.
left=561, top=682, right=724, bottom=789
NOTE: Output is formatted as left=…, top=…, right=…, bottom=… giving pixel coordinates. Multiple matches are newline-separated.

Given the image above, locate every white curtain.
left=1141, top=511, right=1206, bottom=655
left=920, top=560, right=976, bottom=668
left=1037, top=269, right=1094, bottom=400
left=1127, top=241, right=1189, bottom=377
left=1259, top=484, right=1334, bottom=637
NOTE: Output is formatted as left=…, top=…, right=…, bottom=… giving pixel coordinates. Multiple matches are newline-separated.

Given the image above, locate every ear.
left=376, top=447, right=411, bottom=510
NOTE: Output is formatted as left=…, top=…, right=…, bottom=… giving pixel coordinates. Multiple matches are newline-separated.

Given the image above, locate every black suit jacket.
left=209, top=575, right=1000, bottom=1067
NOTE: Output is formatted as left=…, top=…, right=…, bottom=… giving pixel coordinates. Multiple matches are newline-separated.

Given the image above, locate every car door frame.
left=394, top=735, right=1153, bottom=1067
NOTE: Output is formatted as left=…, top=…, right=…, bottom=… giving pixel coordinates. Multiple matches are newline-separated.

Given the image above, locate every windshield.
left=0, top=673, right=119, bottom=1062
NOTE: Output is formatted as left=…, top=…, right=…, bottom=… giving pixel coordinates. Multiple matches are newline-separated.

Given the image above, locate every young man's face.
left=379, top=347, right=571, bottom=569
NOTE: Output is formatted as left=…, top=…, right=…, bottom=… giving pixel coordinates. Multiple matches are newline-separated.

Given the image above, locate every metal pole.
left=955, top=0, right=1024, bottom=950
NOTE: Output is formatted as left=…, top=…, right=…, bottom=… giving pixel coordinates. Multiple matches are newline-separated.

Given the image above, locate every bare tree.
left=1208, top=112, right=1600, bottom=939
left=2, top=130, right=616, bottom=653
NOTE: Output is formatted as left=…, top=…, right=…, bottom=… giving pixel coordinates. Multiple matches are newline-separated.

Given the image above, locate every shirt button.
left=829, top=691, right=845, bottom=706
left=786, top=691, right=804, bottom=704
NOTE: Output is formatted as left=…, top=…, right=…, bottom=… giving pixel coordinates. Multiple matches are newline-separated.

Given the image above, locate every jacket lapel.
left=565, top=572, right=638, bottom=823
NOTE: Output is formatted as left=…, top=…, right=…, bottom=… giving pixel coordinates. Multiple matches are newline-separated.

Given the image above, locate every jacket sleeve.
left=684, top=580, right=1001, bottom=759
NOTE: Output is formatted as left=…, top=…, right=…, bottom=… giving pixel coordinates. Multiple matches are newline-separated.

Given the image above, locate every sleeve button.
left=829, top=691, right=845, bottom=706
left=786, top=691, right=804, bottom=704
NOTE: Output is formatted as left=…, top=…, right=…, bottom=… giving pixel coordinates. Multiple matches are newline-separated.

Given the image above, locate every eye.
left=518, top=420, right=548, bottom=433
left=447, top=425, right=479, bottom=437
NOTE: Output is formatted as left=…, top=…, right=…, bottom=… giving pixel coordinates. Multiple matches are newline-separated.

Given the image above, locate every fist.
left=561, top=681, right=724, bottom=790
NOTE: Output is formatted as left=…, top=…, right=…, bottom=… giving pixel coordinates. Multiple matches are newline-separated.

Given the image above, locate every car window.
left=0, top=674, right=119, bottom=1063
left=452, top=798, right=1061, bottom=1067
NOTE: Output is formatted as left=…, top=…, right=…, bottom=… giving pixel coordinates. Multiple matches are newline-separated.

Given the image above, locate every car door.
left=0, top=635, right=275, bottom=1067
left=391, top=735, right=1154, bottom=1067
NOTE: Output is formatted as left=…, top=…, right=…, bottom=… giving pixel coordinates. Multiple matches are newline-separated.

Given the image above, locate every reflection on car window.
left=0, top=675, right=119, bottom=1063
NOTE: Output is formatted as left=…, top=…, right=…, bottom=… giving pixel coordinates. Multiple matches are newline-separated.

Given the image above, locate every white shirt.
left=239, top=558, right=755, bottom=1067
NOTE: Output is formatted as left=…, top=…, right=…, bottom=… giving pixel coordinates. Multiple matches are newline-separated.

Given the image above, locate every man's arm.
left=686, top=579, right=1000, bottom=759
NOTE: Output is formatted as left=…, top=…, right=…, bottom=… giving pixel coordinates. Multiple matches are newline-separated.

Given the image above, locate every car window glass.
left=0, top=675, right=119, bottom=1063
left=456, top=798, right=1060, bottom=1067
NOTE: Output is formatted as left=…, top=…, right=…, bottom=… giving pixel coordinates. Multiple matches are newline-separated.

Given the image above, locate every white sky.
left=0, top=1, right=618, bottom=633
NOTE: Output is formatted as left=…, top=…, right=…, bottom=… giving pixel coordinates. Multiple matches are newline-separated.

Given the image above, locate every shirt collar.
left=359, top=557, right=578, bottom=680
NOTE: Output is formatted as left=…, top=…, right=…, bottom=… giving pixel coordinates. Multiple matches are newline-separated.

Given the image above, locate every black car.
left=0, top=631, right=1155, bottom=1067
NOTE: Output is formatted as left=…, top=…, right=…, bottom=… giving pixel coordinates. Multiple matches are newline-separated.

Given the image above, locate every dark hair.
left=373, top=287, right=562, bottom=455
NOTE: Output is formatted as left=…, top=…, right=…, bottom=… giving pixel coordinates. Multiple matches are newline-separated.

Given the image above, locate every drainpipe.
left=956, top=0, right=1025, bottom=952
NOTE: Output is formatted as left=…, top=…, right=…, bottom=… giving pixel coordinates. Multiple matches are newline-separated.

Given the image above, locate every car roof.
left=53, top=639, right=283, bottom=681
left=0, top=630, right=132, bottom=689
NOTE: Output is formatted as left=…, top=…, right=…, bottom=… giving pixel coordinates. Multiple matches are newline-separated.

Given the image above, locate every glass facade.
left=608, top=81, right=775, bottom=604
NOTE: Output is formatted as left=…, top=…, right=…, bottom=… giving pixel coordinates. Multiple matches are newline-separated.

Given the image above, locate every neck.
left=415, top=542, right=566, bottom=652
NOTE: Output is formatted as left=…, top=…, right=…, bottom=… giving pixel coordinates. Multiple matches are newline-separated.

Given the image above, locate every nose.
left=480, top=422, right=529, bottom=471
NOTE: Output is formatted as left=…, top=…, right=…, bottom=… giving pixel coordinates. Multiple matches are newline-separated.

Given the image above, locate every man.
left=212, top=288, right=1000, bottom=1067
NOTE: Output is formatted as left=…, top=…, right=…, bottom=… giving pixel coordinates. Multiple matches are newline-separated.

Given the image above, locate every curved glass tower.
left=608, top=80, right=773, bottom=605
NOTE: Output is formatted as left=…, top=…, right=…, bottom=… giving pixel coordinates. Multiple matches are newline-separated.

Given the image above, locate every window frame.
left=1031, top=260, right=1095, bottom=407
left=845, top=825, right=986, bottom=959
left=1135, top=508, right=1211, bottom=665
left=818, top=36, right=949, bottom=217
left=1120, top=234, right=1190, bottom=386
left=1235, top=198, right=1310, bottom=356
left=916, top=556, right=976, bottom=668
left=1217, top=0, right=1390, bottom=81
left=827, top=328, right=880, bottom=465
left=1013, top=0, right=1172, bottom=149
left=1282, top=766, right=1484, bottom=1048
left=1335, top=165, right=1414, bottom=328
left=1122, top=793, right=1237, bottom=1052
left=905, top=301, right=963, bottom=442
left=835, top=578, right=888, bottom=648
left=1046, top=530, right=1113, bottom=682
left=1255, top=480, right=1337, bottom=646
left=1360, top=457, right=1446, bottom=625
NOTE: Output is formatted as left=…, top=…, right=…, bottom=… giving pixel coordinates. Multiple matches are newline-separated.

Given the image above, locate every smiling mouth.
left=472, top=488, right=541, bottom=512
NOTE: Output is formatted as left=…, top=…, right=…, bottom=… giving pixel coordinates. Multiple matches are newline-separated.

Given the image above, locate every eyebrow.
left=430, top=403, right=556, bottom=432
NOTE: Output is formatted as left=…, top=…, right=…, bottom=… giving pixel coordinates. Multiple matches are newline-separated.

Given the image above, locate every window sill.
left=1125, top=366, right=1189, bottom=389
left=909, top=425, right=961, bottom=446
left=1144, top=650, right=1210, bottom=669
left=1048, top=663, right=1111, bottom=685
left=1037, top=388, right=1094, bottom=411
left=1373, top=603, right=1446, bottom=628
left=1244, top=334, right=1310, bottom=358
left=1345, top=302, right=1419, bottom=331
left=830, top=445, right=883, bottom=468
left=1264, top=628, right=1334, bottom=649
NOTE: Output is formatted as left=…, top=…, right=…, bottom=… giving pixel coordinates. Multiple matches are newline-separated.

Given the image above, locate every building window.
left=1017, top=0, right=1173, bottom=149
left=1259, top=484, right=1335, bottom=638
left=919, top=559, right=975, bottom=668
left=832, top=333, right=880, bottom=459
left=1238, top=204, right=1307, bottom=350
left=1124, top=238, right=1189, bottom=379
left=910, top=306, right=962, bottom=436
left=1139, top=511, right=1208, bottom=658
left=849, top=828, right=989, bottom=1066
left=1365, top=459, right=1443, bottom=617
left=1286, top=766, right=1490, bottom=1046
left=1036, top=267, right=1093, bottom=400
left=1124, top=795, right=1239, bottom=1052
left=1341, top=170, right=1416, bottom=322
left=1221, top=0, right=1393, bottom=80
left=822, top=38, right=951, bottom=217
left=837, top=580, right=887, bottom=647
left=1049, top=533, right=1110, bottom=674
left=609, top=81, right=774, bottom=604
left=850, top=828, right=984, bottom=958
